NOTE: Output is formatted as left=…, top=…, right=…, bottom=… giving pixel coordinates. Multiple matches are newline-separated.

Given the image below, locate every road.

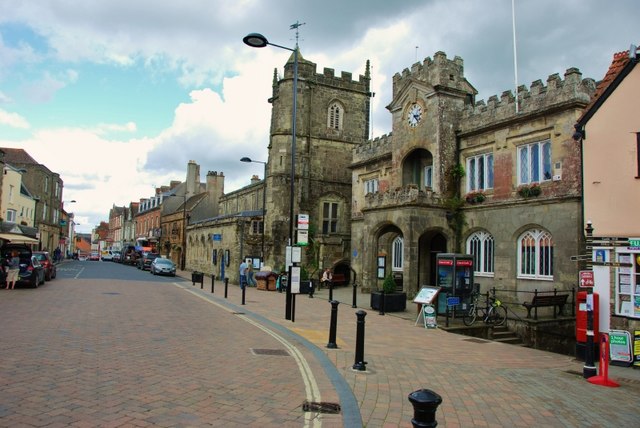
left=0, top=260, right=327, bottom=427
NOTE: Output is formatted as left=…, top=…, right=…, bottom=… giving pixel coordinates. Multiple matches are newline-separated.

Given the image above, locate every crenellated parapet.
left=392, top=51, right=475, bottom=98
left=461, top=67, right=596, bottom=130
left=281, top=51, right=370, bottom=92
left=364, top=185, right=443, bottom=210
left=353, top=132, right=393, bottom=163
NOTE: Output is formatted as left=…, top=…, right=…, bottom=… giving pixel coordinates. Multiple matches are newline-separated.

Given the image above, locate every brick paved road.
left=0, top=270, right=331, bottom=427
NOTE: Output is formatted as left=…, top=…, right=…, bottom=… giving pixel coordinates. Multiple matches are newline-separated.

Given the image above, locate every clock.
left=407, top=103, right=422, bottom=127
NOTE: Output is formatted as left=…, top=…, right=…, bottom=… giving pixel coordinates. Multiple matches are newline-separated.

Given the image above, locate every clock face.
left=407, top=103, right=422, bottom=127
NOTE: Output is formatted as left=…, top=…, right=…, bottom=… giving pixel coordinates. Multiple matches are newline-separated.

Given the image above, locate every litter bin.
left=255, top=271, right=278, bottom=291
left=191, top=271, right=203, bottom=285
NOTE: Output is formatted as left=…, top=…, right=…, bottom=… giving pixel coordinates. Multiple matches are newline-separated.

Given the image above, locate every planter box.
left=370, top=291, right=407, bottom=312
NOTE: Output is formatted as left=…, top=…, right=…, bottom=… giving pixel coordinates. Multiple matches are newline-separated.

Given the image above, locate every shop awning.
left=0, top=233, right=39, bottom=243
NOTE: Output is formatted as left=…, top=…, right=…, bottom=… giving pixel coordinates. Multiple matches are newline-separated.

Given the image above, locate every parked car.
left=150, top=257, right=176, bottom=276
left=0, top=243, right=45, bottom=288
left=89, top=252, right=100, bottom=261
left=33, top=251, right=56, bottom=281
left=138, top=252, right=159, bottom=271
left=101, top=250, right=114, bottom=261
left=112, top=251, right=122, bottom=263
left=122, top=247, right=140, bottom=265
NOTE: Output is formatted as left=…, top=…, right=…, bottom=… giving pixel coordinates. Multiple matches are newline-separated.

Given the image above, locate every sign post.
left=414, top=287, right=441, bottom=328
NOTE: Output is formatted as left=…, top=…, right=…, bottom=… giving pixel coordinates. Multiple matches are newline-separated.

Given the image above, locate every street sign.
left=297, top=229, right=309, bottom=246
left=591, top=261, right=632, bottom=268
left=297, top=213, right=309, bottom=230
left=579, top=270, right=594, bottom=287
left=447, top=296, right=461, bottom=306
left=570, top=254, right=591, bottom=261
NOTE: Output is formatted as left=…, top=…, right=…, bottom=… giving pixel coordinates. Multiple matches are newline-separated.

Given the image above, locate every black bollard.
left=211, top=275, right=215, bottom=293
left=352, top=310, right=367, bottom=371
left=408, top=389, right=442, bottom=428
left=379, top=289, right=385, bottom=315
left=352, top=281, right=358, bottom=308
left=328, top=280, right=333, bottom=302
left=201, top=275, right=204, bottom=289
left=224, top=277, right=229, bottom=299
left=327, top=300, right=339, bottom=349
left=241, top=281, right=246, bottom=305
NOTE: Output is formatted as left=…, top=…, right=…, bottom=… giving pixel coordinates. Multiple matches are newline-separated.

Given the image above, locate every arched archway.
left=418, top=230, right=448, bottom=287
left=375, top=223, right=404, bottom=291
left=402, top=148, right=434, bottom=190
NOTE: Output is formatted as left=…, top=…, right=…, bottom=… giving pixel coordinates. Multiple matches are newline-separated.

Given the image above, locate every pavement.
left=178, top=270, right=640, bottom=427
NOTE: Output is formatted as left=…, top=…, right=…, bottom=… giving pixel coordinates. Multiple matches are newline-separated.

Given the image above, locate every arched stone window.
left=328, top=101, right=344, bottom=130
left=517, top=229, right=553, bottom=280
left=466, top=230, right=494, bottom=276
left=392, top=236, right=403, bottom=271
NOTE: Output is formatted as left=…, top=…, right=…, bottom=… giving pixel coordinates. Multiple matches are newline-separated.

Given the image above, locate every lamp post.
left=240, top=157, right=267, bottom=266
left=244, top=28, right=300, bottom=321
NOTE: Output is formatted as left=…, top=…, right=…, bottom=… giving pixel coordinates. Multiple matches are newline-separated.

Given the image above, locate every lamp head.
left=240, top=157, right=252, bottom=163
left=243, top=33, right=268, bottom=48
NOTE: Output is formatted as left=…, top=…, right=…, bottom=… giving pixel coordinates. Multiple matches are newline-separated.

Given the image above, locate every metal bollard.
left=211, top=275, right=215, bottom=293
left=328, top=281, right=333, bottom=302
left=379, top=289, right=385, bottom=315
left=224, top=278, right=229, bottom=299
left=241, top=281, right=246, bottom=305
left=326, top=300, right=339, bottom=349
left=352, top=310, right=367, bottom=371
left=408, top=389, right=442, bottom=428
left=352, top=281, right=358, bottom=308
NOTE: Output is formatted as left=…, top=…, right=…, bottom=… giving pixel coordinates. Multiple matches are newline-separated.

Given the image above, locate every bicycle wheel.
left=490, top=305, right=507, bottom=326
left=462, top=306, right=477, bottom=326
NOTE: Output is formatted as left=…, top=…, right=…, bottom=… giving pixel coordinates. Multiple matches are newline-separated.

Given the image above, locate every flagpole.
left=512, top=0, right=519, bottom=114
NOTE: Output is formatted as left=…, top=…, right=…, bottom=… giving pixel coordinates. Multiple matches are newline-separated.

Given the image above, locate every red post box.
left=576, top=290, right=599, bottom=360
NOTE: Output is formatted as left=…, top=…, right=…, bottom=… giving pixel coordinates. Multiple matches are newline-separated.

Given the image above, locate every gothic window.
left=328, top=102, right=344, bottom=130
left=517, top=229, right=553, bottom=280
left=466, top=231, right=494, bottom=275
left=518, top=140, right=552, bottom=185
left=392, top=236, right=403, bottom=271
left=322, top=202, right=338, bottom=234
left=466, top=153, right=494, bottom=191
left=251, top=220, right=264, bottom=235
left=424, top=166, right=433, bottom=189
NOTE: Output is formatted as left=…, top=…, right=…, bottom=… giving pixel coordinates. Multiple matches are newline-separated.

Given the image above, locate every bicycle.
left=463, top=292, right=507, bottom=326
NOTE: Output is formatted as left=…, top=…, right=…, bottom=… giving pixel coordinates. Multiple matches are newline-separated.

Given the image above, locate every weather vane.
left=290, top=21, right=306, bottom=47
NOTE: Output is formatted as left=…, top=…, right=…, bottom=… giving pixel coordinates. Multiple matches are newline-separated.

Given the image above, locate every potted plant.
left=370, top=273, right=407, bottom=312
left=465, top=191, right=486, bottom=204
left=517, top=183, right=542, bottom=198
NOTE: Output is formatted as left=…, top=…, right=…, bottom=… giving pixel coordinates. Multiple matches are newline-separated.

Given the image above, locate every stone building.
left=185, top=51, right=371, bottom=283
left=351, top=51, right=596, bottom=303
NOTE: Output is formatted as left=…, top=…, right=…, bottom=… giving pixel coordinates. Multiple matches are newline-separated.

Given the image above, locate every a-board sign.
left=609, top=329, right=633, bottom=366
left=413, top=287, right=441, bottom=305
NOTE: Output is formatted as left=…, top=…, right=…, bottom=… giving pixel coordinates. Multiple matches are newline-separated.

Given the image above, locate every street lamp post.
left=240, top=157, right=267, bottom=266
left=244, top=28, right=300, bottom=320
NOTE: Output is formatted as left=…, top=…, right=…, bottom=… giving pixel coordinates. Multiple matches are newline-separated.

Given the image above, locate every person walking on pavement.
left=239, top=259, right=248, bottom=290
left=6, top=250, right=20, bottom=290
left=247, top=263, right=256, bottom=287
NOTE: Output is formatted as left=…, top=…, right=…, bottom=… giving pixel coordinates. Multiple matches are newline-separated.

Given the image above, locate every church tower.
left=265, top=51, right=371, bottom=273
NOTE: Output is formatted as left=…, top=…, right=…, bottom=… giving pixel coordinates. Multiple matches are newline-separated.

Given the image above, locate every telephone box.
left=436, top=253, right=474, bottom=314
left=576, top=290, right=600, bottom=360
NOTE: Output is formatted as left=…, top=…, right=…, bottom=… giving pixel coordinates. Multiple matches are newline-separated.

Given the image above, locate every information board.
left=413, top=287, right=441, bottom=305
left=609, top=329, right=633, bottom=366
left=634, top=330, right=640, bottom=368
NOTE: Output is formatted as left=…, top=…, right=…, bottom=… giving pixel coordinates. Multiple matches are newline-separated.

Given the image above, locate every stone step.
left=491, top=327, right=525, bottom=346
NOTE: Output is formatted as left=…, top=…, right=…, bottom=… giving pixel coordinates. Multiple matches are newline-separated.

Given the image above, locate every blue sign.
left=447, top=296, right=461, bottom=306
left=212, top=234, right=222, bottom=241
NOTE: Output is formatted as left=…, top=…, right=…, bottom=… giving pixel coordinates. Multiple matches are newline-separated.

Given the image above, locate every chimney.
left=186, top=160, right=200, bottom=197
left=206, top=171, right=224, bottom=216
left=250, top=175, right=260, bottom=184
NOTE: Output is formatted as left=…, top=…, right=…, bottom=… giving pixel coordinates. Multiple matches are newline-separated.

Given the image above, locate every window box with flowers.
left=517, top=183, right=542, bottom=198
left=465, top=191, right=486, bottom=204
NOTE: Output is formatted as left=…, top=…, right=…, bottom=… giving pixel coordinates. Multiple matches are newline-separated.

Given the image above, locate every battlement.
left=281, top=51, right=370, bottom=91
left=461, top=67, right=597, bottom=129
left=353, top=132, right=393, bottom=163
left=392, top=51, right=469, bottom=97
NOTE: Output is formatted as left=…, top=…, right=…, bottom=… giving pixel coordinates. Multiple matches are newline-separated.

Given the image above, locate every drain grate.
left=463, top=338, right=490, bottom=344
left=251, top=348, right=290, bottom=356
left=232, top=312, right=245, bottom=315
left=302, top=401, right=341, bottom=414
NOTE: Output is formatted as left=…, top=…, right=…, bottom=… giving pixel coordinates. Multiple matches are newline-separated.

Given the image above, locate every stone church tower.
left=265, top=51, right=371, bottom=275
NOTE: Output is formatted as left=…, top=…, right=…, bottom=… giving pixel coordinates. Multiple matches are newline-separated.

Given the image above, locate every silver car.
left=150, top=257, right=176, bottom=276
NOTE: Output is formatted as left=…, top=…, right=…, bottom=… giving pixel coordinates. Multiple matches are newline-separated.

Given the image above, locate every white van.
left=101, top=250, right=113, bottom=261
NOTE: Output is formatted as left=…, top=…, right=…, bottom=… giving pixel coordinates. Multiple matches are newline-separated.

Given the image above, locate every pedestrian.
left=321, top=267, right=333, bottom=289
left=6, top=250, right=20, bottom=290
left=247, top=263, right=256, bottom=287
left=239, top=259, right=248, bottom=289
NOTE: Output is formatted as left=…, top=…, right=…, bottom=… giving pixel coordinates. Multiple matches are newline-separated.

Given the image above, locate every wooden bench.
left=522, top=294, right=569, bottom=320
left=331, top=273, right=347, bottom=286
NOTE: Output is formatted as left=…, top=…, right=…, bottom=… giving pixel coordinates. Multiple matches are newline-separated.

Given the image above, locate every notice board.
left=609, top=329, right=633, bottom=366
left=413, top=287, right=441, bottom=305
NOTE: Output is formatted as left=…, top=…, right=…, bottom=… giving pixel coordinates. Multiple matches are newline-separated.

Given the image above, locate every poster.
left=609, top=330, right=633, bottom=366
left=634, top=330, right=640, bottom=368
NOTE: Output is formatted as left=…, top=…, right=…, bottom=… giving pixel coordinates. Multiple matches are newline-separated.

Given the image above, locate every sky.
left=0, top=0, right=637, bottom=233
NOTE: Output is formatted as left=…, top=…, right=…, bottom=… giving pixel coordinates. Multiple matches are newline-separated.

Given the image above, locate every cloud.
left=0, top=108, right=29, bottom=128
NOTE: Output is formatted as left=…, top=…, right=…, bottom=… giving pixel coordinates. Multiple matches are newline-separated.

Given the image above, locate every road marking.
left=74, top=267, right=85, bottom=279
left=177, top=283, right=322, bottom=428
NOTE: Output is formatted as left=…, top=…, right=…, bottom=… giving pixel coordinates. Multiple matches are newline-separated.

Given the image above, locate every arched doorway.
left=375, top=224, right=403, bottom=291
left=418, top=231, right=448, bottom=287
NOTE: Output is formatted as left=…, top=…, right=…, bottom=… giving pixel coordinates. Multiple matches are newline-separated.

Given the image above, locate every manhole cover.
left=251, top=348, right=290, bottom=356
left=302, top=401, right=341, bottom=414
left=463, top=338, right=490, bottom=344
